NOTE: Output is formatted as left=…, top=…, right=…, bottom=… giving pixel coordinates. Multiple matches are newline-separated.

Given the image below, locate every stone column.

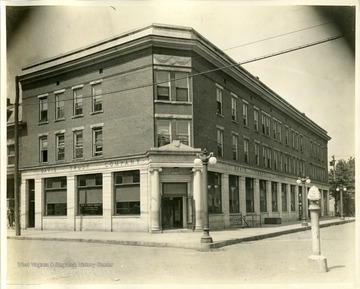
left=150, top=168, right=162, bottom=233
left=277, top=182, right=282, bottom=215
left=320, top=189, right=324, bottom=217
left=34, top=177, right=43, bottom=230
left=266, top=181, right=272, bottom=214
left=254, top=178, right=260, bottom=215
left=102, top=172, right=112, bottom=231
left=222, top=174, right=230, bottom=227
left=67, top=175, right=76, bottom=231
left=239, top=176, right=246, bottom=215
left=20, top=178, right=27, bottom=229
left=192, top=167, right=203, bottom=230
left=286, top=184, right=291, bottom=213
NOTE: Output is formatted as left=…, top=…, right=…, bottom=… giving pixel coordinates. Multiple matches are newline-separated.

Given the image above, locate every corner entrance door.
left=162, top=197, right=183, bottom=229
left=28, top=179, right=35, bottom=228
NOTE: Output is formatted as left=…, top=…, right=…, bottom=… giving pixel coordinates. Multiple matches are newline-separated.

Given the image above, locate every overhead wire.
left=16, top=23, right=342, bottom=108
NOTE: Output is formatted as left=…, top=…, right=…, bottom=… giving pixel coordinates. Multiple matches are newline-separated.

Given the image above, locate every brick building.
left=17, top=24, right=330, bottom=232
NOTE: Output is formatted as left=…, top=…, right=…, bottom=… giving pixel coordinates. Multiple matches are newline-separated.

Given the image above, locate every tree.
left=328, top=157, right=355, bottom=216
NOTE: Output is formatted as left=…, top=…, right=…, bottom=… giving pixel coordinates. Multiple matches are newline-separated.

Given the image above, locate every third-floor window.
left=155, top=71, right=190, bottom=102
left=73, top=87, right=83, bottom=116
left=91, top=83, right=103, bottom=113
left=55, top=92, right=65, bottom=120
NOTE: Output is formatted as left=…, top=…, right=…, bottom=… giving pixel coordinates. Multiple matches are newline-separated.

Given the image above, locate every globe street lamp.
left=194, top=149, right=217, bottom=243
left=297, top=176, right=311, bottom=226
left=336, top=185, right=346, bottom=220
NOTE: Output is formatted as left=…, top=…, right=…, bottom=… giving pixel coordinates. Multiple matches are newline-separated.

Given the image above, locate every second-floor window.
left=255, top=142, right=260, bottom=165
left=39, top=136, right=48, bottom=163
left=73, top=130, right=83, bottom=159
left=55, top=93, right=65, bottom=120
left=7, top=145, right=15, bottom=165
left=156, top=119, right=190, bottom=147
left=39, top=96, right=48, bottom=123
left=254, top=108, right=259, bottom=131
left=244, top=138, right=249, bottom=163
left=232, top=134, right=238, bottom=160
left=93, top=127, right=103, bottom=156
left=217, top=129, right=224, bottom=157
left=92, top=83, right=103, bottom=112
left=56, top=133, right=65, bottom=161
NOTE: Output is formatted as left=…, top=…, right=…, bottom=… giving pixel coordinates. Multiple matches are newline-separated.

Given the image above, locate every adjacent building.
left=17, top=24, right=331, bottom=232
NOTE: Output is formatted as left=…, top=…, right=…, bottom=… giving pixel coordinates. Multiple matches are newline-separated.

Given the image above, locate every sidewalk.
left=7, top=217, right=355, bottom=251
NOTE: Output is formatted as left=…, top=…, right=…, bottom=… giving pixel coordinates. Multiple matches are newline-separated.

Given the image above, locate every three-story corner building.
left=18, top=24, right=331, bottom=233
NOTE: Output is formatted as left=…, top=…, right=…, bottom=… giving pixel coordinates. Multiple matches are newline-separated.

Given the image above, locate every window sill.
left=113, top=215, right=141, bottom=218
left=38, top=121, right=49, bottom=125
left=54, top=118, right=65, bottom=122
left=155, top=100, right=192, bottom=105
left=43, top=216, right=67, bottom=218
left=216, top=113, right=224, bottom=118
left=231, top=120, right=238, bottom=124
left=76, top=215, right=103, bottom=218
left=91, top=110, right=103, bottom=115
left=92, top=155, right=104, bottom=159
left=72, top=114, right=84, bottom=119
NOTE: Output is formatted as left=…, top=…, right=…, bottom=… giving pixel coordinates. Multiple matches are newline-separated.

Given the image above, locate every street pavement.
left=7, top=217, right=355, bottom=251
left=6, top=221, right=357, bottom=287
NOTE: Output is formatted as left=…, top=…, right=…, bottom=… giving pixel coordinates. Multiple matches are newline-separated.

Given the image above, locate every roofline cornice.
left=18, top=24, right=330, bottom=141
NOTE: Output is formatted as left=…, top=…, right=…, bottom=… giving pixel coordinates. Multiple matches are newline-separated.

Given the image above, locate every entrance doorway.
left=162, top=197, right=183, bottom=229
left=161, top=183, right=187, bottom=230
left=28, top=179, right=35, bottom=228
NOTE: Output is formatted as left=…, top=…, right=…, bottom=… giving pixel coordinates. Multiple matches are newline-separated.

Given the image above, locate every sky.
left=3, top=1, right=356, bottom=162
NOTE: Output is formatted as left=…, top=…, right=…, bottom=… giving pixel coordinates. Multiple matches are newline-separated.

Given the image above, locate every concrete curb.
left=7, top=219, right=355, bottom=251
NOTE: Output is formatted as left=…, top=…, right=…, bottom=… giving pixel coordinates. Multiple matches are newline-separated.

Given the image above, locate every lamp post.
left=297, top=176, right=311, bottom=226
left=336, top=185, right=346, bottom=220
left=194, top=149, right=217, bottom=243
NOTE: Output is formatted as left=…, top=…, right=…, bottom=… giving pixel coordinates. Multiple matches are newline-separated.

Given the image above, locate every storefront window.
left=44, top=177, right=67, bottom=216
left=77, top=174, right=103, bottom=215
left=229, top=175, right=239, bottom=214
left=208, top=172, right=222, bottom=214
left=114, top=170, right=140, bottom=215
left=260, top=180, right=267, bottom=212
left=282, top=183, right=287, bottom=211
left=246, top=178, right=254, bottom=213
left=290, top=185, right=296, bottom=211
left=272, top=182, right=278, bottom=212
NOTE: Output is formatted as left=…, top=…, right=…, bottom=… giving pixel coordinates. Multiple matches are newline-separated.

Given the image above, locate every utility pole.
left=14, top=76, right=21, bottom=236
